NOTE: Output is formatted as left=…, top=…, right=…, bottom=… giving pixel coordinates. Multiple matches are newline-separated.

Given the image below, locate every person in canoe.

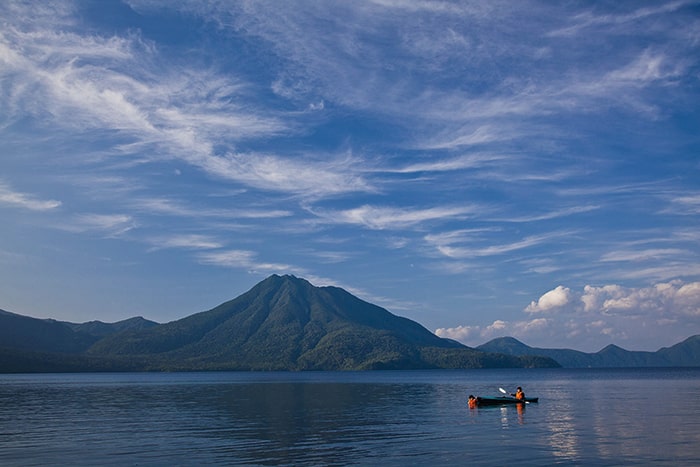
left=468, top=395, right=477, bottom=409
left=512, top=387, right=525, bottom=400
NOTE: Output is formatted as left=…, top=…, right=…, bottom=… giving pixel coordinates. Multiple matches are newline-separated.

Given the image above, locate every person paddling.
left=512, top=387, right=525, bottom=400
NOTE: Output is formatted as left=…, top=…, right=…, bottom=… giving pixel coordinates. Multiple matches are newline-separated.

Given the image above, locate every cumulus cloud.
left=440, top=281, right=700, bottom=351
left=435, top=324, right=480, bottom=341
left=525, top=285, right=572, bottom=313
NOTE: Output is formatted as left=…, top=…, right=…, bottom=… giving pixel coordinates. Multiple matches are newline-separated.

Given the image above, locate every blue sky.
left=1, top=0, right=699, bottom=352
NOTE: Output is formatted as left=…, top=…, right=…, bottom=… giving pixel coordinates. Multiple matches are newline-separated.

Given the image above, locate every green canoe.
left=474, top=396, right=538, bottom=406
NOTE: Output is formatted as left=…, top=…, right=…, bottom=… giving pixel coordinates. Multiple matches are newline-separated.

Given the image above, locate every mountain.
left=66, top=317, right=158, bottom=338
left=1, top=275, right=558, bottom=372
left=0, top=308, right=97, bottom=354
left=0, top=308, right=156, bottom=354
left=0, top=309, right=159, bottom=372
left=477, top=335, right=700, bottom=367
left=87, top=275, right=557, bottom=370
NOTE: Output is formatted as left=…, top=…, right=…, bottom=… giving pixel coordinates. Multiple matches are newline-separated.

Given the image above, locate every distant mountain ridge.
left=0, top=308, right=157, bottom=354
left=0, top=275, right=556, bottom=372
left=477, top=336, right=700, bottom=367
left=4, top=275, right=696, bottom=372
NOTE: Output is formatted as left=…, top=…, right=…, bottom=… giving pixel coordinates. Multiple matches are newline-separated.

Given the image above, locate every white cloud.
left=149, top=234, right=223, bottom=251
left=441, top=281, right=700, bottom=351
left=62, top=213, right=135, bottom=236
left=433, top=231, right=571, bottom=259
left=546, top=1, right=691, bottom=38
left=197, top=250, right=257, bottom=268
left=667, top=194, right=700, bottom=215
left=204, top=151, right=373, bottom=198
left=312, top=204, right=475, bottom=230
left=2, top=12, right=369, bottom=204
left=131, top=197, right=293, bottom=220
left=0, top=182, right=61, bottom=211
left=525, top=286, right=572, bottom=313
left=389, top=153, right=508, bottom=174
left=435, top=324, right=480, bottom=342
left=197, top=249, right=293, bottom=275
left=600, top=248, right=688, bottom=263
left=503, top=205, right=600, bottom=223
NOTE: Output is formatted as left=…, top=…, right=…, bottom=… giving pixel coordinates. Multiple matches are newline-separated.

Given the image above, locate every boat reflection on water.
left=467, top=394, right=529, bottom=426
left=498, top=403, right=526, bottom=427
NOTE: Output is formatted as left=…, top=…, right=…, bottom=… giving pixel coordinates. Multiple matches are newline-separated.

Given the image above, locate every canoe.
left=475, top=396, right=538, bottom=406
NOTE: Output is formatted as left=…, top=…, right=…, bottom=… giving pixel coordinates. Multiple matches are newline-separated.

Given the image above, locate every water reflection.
left=2, top=370, right=700, bottom=466
left=160, top=382, right=436, bottom=465
left=544, top=398, right=580, bottom=461
left=500, top=406, right=509, bottom=428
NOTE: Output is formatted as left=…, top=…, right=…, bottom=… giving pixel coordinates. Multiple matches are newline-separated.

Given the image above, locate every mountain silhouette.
left=477, top=335, right=700, bottom=367
left=1, top=275, right=557, bottom=371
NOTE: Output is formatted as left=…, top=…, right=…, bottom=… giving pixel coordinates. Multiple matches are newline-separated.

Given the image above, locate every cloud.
left=3, top=8, right=367, bottom=204
left=436, top=318, right=552, bottom=346
left=312, top=204, right=476, bottom=230
left=525, top=286, right=572, bottom=313
left=434, top=324, right=480, bottom=342
left=60, top=213, right=136, bottom=236
left=0, top=182, right=61, bottom=211
left=198, top=250, right=257, bottom=268
left=600, top=248, right=688, bottom=263
left=203, top=151, right=373, bottom=198
left=502, top=205, right=600, bottom=223
left=440, top=281, right=700, bottom=351
left=431, top=230, right=572, bottom=259
left=149, top=234, right=223, bottom=251
left=546, top=1, right=692, bottom=38
left=131, top=197, right=293, bottom=220
left=580, top=281, right=700, bottom=317
left=388, top=152, right=509, bottom=174
left=666, top=193, right=700, bottom=215
left=197, top=249, right=294, bottom=275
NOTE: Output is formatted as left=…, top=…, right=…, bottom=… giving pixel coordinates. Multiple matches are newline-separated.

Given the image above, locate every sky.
left=1, top=0, right=699, bottom=353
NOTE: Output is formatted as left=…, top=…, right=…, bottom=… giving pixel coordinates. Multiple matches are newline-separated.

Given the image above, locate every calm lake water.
left=1, top=368, right=699, bottom=466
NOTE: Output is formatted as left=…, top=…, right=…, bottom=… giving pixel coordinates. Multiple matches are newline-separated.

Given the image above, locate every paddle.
left=500, top=387, right=528, bottom=403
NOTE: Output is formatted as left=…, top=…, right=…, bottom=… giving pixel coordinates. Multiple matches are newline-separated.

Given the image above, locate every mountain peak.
left=477, top=336, right=533, bottom=355
left=0, top=276, right=562, bottom=371
left=82, top=275, right=558, bottom=370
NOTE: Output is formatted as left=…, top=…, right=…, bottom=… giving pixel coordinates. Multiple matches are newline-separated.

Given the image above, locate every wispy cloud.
left=387, top=152, right=509, bottom=174
left=148, top=234, right=223, bottom=251
left=1, top=8, right=360, bottom=204
left=547, top=1, right=692, bottom=38
left=665, top=193, right=700, bottom=215
left=496, top=205, right=600, bottom=223
left=198, top=249, right=294, bottom=275
left=60, top=213, right=136, bottom=236
left=131, top=197, right=293, bottom=220
left=0, top=182, right=61, bottom=211
left=600, top=248, right=689, bottom=263
left=428, top=230, right=573, bottom=259
left=311, top=204, right=477, bottom=230
left=199, top=151, right=374, bottom=198
left=1, top=0, right=697, bottom=352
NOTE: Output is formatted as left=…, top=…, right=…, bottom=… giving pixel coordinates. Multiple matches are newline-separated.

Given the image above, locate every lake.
left=1, top=368, right=699, bottom=466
